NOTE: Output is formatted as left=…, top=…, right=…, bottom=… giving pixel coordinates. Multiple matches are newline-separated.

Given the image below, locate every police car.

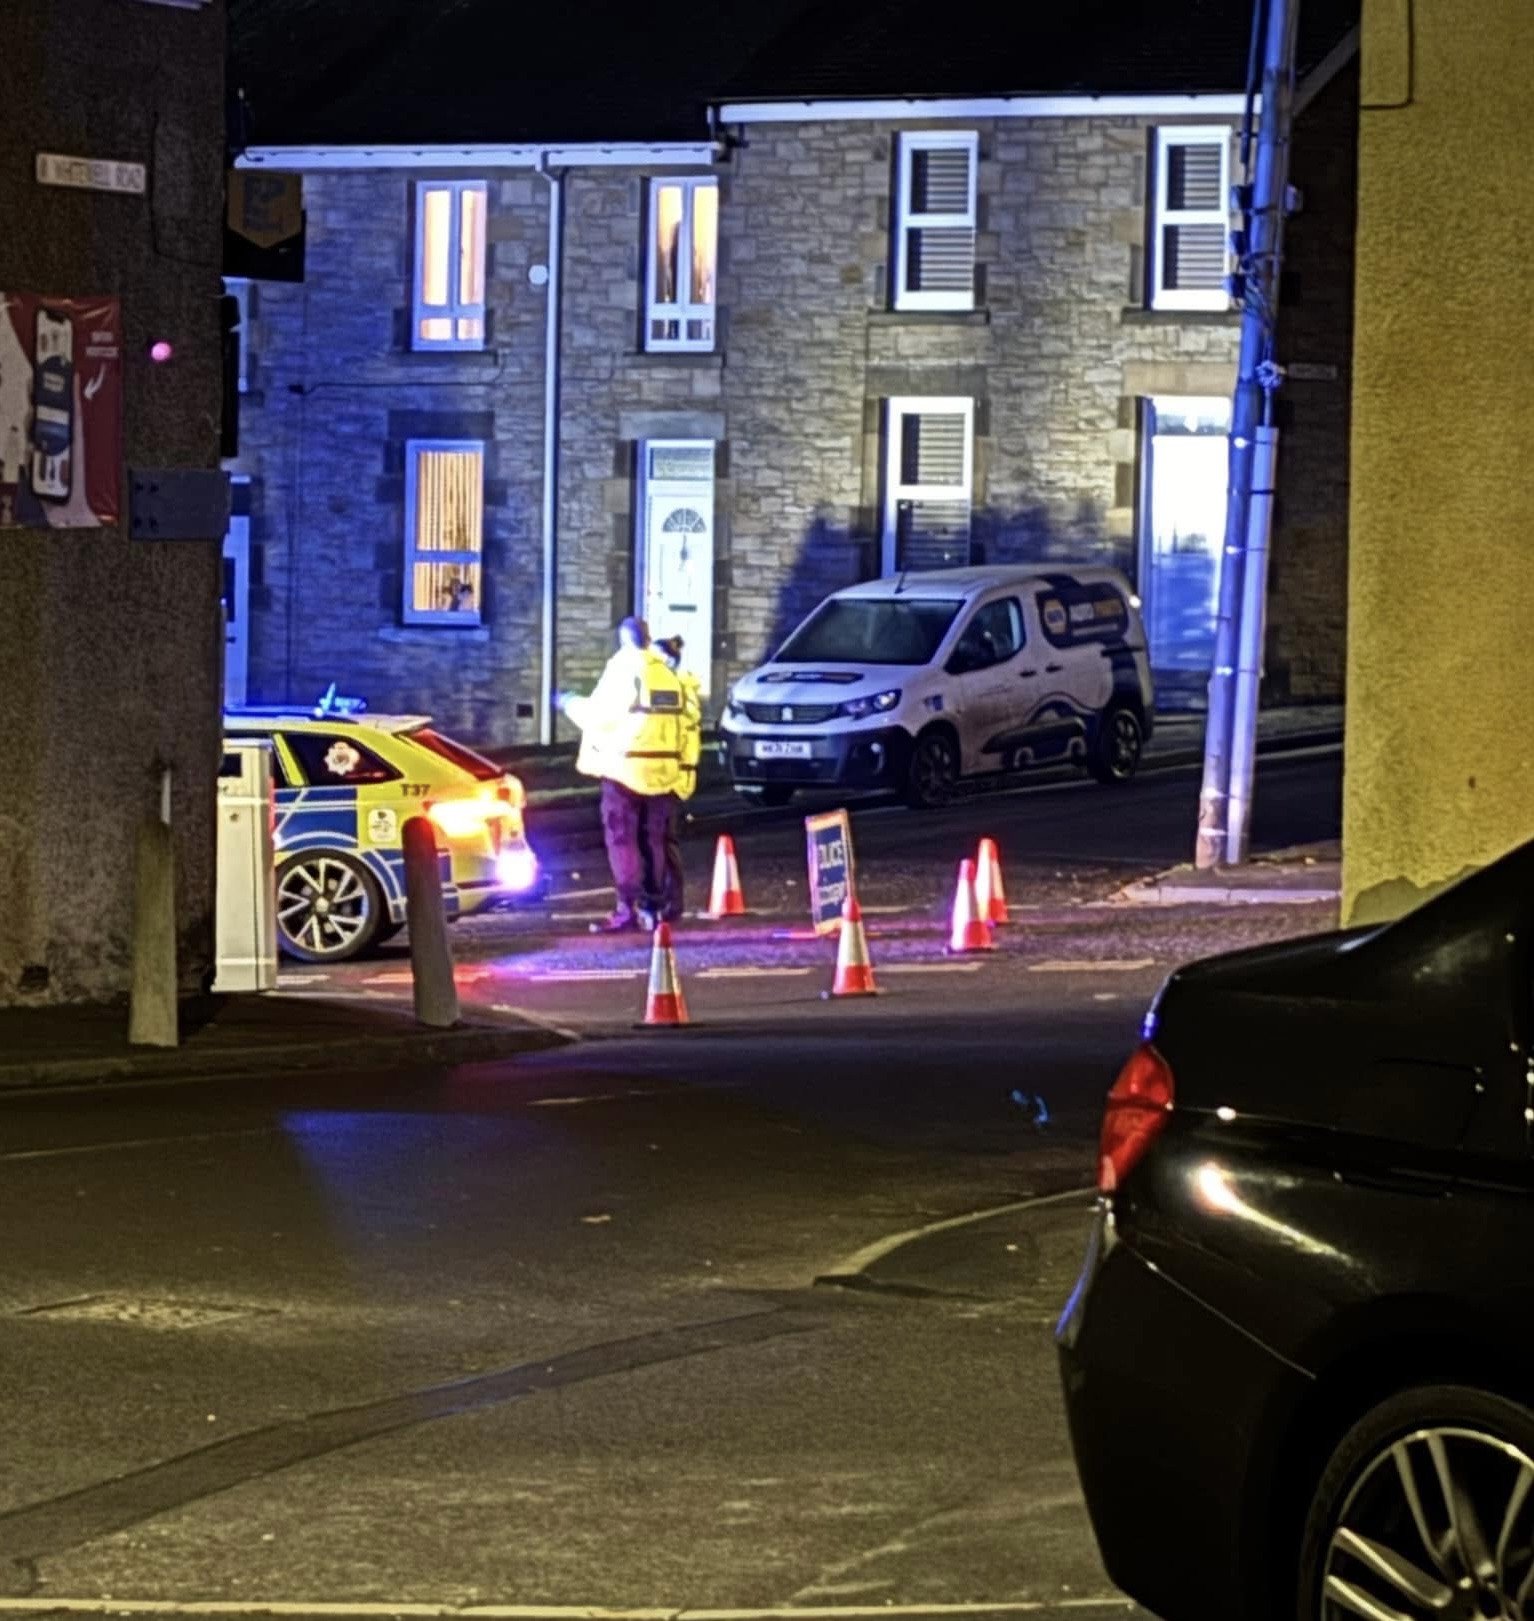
left=223, top=690, right=540, bottom=963
left=723, top=565, right=1154, bottom=807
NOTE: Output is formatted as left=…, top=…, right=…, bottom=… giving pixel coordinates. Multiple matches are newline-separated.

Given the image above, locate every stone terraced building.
left=224, top=0, right=1359, bottom=745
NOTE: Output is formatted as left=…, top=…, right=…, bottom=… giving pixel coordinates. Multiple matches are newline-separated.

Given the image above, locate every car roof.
left=224, top=710, right=430, bottom=734
left=831, top=565, right=1133, bottom=602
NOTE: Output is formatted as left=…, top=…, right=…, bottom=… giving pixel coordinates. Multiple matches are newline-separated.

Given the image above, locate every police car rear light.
left=498, top=775, right=527, bottom=810
left=426, top=791, right=511, bottom=839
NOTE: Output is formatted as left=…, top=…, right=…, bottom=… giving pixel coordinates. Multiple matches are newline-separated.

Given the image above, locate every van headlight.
left=839, top=689, right=901, bottom=720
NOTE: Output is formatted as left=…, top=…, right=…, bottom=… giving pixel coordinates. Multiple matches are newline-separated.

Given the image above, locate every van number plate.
left=754, top=740, right=813, bottom=760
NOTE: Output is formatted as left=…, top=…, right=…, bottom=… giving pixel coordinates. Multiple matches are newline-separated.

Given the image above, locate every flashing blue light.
left=497, top=845, right=540, bottom=893
left=313, top=682, right=368, bottom=718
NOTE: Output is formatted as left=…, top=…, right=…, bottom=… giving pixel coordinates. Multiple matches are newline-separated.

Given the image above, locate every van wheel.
left=1090, top=705, right=1143, bottom=785
left=904, top=729, right=960, bottom=808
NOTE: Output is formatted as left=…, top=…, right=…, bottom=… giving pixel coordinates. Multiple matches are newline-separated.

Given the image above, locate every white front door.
left=638, top=441, right=714, bottom=695
left=222, top=485, right=251, bottom=709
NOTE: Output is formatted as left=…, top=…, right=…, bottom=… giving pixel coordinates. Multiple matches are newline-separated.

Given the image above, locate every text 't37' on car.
left=720, top=565, right=1153, bottom=809
left=224, top=698, right=539, bottom=962
left=1058, top=837, right=1534, bottom=1621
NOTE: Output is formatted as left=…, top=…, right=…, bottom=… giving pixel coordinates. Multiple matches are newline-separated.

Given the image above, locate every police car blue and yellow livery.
left=223, top=694, right=539, bottom=962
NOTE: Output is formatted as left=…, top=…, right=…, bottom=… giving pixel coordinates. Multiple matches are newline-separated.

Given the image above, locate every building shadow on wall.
left=762, top=498, right=1128, bottom=658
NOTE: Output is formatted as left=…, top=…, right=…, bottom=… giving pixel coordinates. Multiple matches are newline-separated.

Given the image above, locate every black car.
left=1058, top=841, right=1534, bottom=1621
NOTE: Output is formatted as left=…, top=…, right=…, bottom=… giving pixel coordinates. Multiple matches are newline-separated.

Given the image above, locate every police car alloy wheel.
left=276, top=852, right=384, bottom=962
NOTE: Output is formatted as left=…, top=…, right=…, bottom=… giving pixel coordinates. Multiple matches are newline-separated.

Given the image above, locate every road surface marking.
left=0, top=1127, right=275, bottom=1163
left=696, top=966, right=812, bottom=979
left=0, top=1601, right=1136, bottom=1618
left=546, top=885, right=613, bottom=901
left=275, top=989, right=393, bottom=1002
left=525, top=968, right=645, bottom=982
left=276, top=973, right=329, bottom=986
left=879, top=962, right=983, bottom=974
left=488, top=1005, right=582, bottom=1041
left=823, top=1186, right=1094, bottom=1280
left=1029, top=956, right=1159, bottom=972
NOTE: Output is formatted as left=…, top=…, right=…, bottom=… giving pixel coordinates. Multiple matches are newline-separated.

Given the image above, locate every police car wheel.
left=904, top=728, right=959, bottom=807
left=1090, top=704, right=1143, bottom=785
left=276, top=852, right=384, bottom=962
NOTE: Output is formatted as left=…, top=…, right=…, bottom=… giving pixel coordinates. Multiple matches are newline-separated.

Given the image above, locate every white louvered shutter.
left=1152, top=129, right=1232, bottom=310
left=895, top=133, right=978, bottom=312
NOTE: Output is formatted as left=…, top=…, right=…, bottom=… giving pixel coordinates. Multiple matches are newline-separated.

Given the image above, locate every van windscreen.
left=776, top=598, right=962, bottom=666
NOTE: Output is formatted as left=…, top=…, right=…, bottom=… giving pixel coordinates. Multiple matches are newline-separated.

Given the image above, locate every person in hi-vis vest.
left=654, top=635, right=702, bottom=922
left=558, top=617, right=684, bottom=933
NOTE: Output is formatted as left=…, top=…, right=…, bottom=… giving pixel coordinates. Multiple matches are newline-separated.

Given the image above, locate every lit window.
left=224, top=277, right=251, bottom=392
left=893, top=132, right=978, bottom=312
left=646, top=178, right=718, bottom=352
left=413, top=182, right=487, bottom=350
left=881, top=397, right=974, bottom=573
left=404, top=440, right=484, bottom=625
left=1150, top=129, right=1232, bottom=311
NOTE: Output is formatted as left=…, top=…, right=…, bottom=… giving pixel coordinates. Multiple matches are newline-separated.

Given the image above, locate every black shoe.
left=589, top=911, right=639, bottom=934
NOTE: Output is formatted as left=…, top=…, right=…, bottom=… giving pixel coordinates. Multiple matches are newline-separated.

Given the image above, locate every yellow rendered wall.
left=1344, top=0, right=1534, bottom=922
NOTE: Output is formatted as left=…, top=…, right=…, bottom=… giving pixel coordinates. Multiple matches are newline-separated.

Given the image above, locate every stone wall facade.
left=233, top=89, right=1354, bottom=749
left=0, top=0, right=226, bottom=1006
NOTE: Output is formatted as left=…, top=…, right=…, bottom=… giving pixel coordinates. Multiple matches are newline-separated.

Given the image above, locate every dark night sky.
left=229, top=0, right=1359, bottom=147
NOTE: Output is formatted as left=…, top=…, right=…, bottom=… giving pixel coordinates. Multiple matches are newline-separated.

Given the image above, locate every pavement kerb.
left=0, top=1019, right=573, bottom=1096
left=1115, top=881, right=1339, bottom=907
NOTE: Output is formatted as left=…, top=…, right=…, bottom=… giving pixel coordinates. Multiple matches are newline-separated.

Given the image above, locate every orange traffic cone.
left=706, top=833, right=747, bottom=918
left=975, top=836, right=1010, bottom=926
left=828, top=896, right=879, bottom=997
left=641, top=922, right=690, bottom=1026
left=948, top=858, right=995, bottom=954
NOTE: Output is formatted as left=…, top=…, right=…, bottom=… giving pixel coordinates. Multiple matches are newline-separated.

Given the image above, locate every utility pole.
left=1193, top=0, right=1302, bottom=869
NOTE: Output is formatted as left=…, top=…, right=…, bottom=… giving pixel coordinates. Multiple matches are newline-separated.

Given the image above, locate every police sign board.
left=805, top=809, right=855, bottom=936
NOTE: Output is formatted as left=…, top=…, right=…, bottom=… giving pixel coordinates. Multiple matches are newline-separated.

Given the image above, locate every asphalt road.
left=0, top=754, right=1341, bottom=1620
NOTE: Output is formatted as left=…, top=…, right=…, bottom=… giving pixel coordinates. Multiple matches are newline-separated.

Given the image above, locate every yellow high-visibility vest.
left=567, top=646, right=685, bottom=796
left=676, top=670, right=703, bottom=801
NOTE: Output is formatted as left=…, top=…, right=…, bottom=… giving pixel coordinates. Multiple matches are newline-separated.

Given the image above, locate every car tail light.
left=1099, top=1043, right=1174, bottom=1194
left=426, top=791, right=511, bottom=839
left=498, top=774, right=526, bottom=810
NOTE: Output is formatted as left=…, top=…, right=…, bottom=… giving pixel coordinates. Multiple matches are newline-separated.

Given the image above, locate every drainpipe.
left=533, top=158, right=564, bottom=745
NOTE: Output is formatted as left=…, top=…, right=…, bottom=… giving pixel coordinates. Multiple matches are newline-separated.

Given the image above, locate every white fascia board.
left=715, top=93, right=1251, bottom=123
left=235, top=142, right=722, bottom=171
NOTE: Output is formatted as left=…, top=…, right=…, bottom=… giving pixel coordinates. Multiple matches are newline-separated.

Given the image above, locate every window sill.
left=398, top=348, right=503, bottom=366
left=630, top=350, right=724, bottom=368
left=1121, top=308, right=1241, bottom=326
left=869, top=309, right=991, bottom=326
left=379, top=624, right=491, bottom=644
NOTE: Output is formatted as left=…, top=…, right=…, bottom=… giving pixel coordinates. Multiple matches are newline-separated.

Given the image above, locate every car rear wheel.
left=904, top=728, right=959, bottom=808
left=1089, top=704, right=1143, bottom=785
left=1298, top=1384, right=1534, bottom=1620
left=276, top=852, right=384, bottom=962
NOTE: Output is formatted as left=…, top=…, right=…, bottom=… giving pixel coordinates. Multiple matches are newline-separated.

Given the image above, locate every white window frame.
left=412, top=180, right=487, bottom=352
left=645, top=177, right=718, bottom=353
left=1150, top=126, right=1233, bottom=312
left=893, top=131, right=979, bottom=313
left=403, top=438, right=485, bottom=626
left=881, top=395, right=975, bottom=574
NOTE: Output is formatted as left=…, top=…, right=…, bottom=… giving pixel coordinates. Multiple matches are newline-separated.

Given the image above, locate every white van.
left=721, top=565, right=1154, bottom=807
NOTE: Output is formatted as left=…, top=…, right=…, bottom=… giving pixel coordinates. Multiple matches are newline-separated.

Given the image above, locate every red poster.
left=0, top=294, right=123, bottom=528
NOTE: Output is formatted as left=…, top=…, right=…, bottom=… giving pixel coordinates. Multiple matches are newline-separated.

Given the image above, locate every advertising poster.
left=0, top=294, right=123, bottom=528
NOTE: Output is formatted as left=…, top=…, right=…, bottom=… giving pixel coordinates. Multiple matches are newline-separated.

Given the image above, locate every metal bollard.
left=402, top=814, right=460, bottom=1029
left=129, top=816, right=179, bottom=1048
